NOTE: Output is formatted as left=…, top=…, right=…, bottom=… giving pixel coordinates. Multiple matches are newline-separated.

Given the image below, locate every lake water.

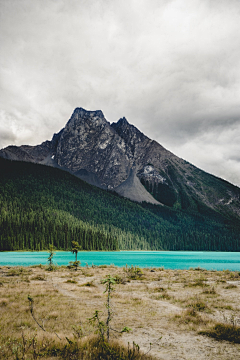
left=0, top=251, right=240, bottom=270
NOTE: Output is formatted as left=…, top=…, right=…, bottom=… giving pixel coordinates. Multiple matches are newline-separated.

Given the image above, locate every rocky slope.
left=1, top=107, right=240, bottom=222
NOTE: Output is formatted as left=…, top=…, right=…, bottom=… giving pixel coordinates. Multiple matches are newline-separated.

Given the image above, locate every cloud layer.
left=1, top=0, right=240, bottom=185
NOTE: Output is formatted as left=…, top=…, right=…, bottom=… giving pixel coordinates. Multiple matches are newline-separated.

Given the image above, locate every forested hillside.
left=0, top=158, right=239, bottom=251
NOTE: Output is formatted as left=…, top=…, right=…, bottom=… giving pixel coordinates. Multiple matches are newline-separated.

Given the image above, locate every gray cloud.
left=1, top=0, right=240, bottom=185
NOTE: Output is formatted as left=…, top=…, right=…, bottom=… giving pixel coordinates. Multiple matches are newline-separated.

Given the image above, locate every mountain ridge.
left=1, top=107, right=240, bottom=224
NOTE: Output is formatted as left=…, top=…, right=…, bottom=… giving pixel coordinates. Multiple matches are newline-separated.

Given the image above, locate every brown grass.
left=1, top=265, right=240, bottom=359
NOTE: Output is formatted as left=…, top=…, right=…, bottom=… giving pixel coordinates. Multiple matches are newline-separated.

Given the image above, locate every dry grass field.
left=1, top=264, right=240, bottom=359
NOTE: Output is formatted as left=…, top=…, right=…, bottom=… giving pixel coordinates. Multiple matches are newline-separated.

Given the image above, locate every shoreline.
left=1, top=251, right=240, bottom=271
left=1, top=250, right=177, bottom=253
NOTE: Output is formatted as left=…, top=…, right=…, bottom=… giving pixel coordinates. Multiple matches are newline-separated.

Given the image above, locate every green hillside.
left=0, top=158, right=239, bottom=251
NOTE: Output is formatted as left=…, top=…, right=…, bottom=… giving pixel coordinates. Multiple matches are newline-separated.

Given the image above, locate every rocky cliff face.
left=1, top=107, right=240, bottom=219
left=55, top=108, right=131, bottom=189
left=54, top=108, right=177, bottom=190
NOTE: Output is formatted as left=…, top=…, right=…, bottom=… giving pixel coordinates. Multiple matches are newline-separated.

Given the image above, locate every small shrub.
left=188, top=279, right=208, bottom=287
left=202, top=286, right=217, bottom=295
left=224, top=269, right=231, bottom=274
left=153, top=287, right=165, bottom=292
left=68, top=261, right=81, bottom=271
left=0, top=298, right=9, bottom=307
left=193, top=267, right=206, bottom=271
left=160, top=292, right=171, bottom=300
left=1, top=334, right=154, bottom=360
left=216, top=279, right=226, bottom=283
left=200, top=323, right=240, bottom=344
left=225, top=284, right=237, bottom=289
left=66, top=279, right=77, bottom=284
left=6, top=268, right=24, bottom=276
left=46, top=336, right=154, bottom=359
left=153, top=291, right=171, bottom=300
left=46, top=263, right=58, bottom=271
left=81, top=270, right=94, bottom=277
left=114, top=274, right=127, bottom=284
left=6, top=270, right=17, bottom=276
left=229, top=272, right=239, bottom=279
left=176, top=308, right=206, bottom=325
left=188, top=300, right=208, bottom=312
left=79, top=281, right=96, bottom=287
left=124, top=265, right=143, bottom=280
left=214, top=304, right=233, bottom=310
left=31, top=275, right=46, bottom=281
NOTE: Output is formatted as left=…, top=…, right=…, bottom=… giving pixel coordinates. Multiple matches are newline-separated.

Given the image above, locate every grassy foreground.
left=1, top=265, right=240, bottom=359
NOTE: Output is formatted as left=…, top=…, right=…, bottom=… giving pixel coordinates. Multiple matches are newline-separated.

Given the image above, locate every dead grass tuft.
left=48, top=311, right=59, bottom=319
left=31, top=275, right=46, bottom=281
left=186, top=279, right=208, bottom=287
left=151, top=291, right=171, bottom=300
left=153, top=286, right=165, bottom=293
left=225, top=284, right=238, bottom=289
left=187, top=299, right=210, bottom=312
left=202, top=286, right=217, bottom=295
left=65, top=279, right=77, bottom=284
left=79, top=281, right=96, bottom=287
left=1, top=334, right=155, bottom=360
left=0, top=298, right=9, bottom=306
left=200, top=323, right=240, bottom=344
left=175, top=308, right=208, bottom=326
left=114, top=274, right=128, bottom=284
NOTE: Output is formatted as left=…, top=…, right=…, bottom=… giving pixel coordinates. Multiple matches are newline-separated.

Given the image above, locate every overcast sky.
left=1, top=0, right=240, bottom=186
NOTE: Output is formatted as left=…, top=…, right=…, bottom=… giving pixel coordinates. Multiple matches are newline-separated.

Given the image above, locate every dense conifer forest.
left=0, top=158, right=239, bottom=251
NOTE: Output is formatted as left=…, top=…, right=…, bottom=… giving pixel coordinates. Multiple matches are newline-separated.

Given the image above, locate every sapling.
left=89, top=274, right=131, bottom=343
left=124, top=265, right=143, bottom=280
left=70, top=240, right=81, bottom=270
left=47, top=244, right=55, bottom=271
left=28, top=295, right=46, bottom=332
left=102, top=275, right=116, bottom=342
left=27, top=295, right=61, bottom=340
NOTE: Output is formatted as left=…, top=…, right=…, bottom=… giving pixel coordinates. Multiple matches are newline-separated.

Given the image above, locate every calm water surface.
left=0, top=251, right=240, bottom=270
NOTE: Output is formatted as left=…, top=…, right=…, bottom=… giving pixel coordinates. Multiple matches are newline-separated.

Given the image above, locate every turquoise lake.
left=0, top=251, right=240, bottom=270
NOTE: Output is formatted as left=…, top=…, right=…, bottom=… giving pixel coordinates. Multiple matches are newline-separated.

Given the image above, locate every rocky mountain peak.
left=111, top=116, right=149, bottom=153
left=117, top=117, right=129, bottom=126
left=67, top=107, right=107, bottom=129
left=73, top=107, right=105, bottom=119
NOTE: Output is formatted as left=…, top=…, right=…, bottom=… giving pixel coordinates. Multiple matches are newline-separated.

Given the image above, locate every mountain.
left=1, top=107, right=240, bottom=225
left=1, top=157, right=239, bottom=251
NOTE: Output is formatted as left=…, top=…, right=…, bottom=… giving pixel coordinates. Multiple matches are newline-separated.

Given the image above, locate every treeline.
left=0, top=206, right=118, bottom=251
left=0, top=158, right=240, bottom=251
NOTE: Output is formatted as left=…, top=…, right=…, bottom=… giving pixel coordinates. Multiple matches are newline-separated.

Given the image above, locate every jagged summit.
left=72, top=107, right=105, bottom=118
left=116, top=117, right=129, bottom=125
left=67, top=107, right=107, bottom=128
left=1, top=107, right=240, bottom=218
left=111, top=116, right=147, bottom=152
